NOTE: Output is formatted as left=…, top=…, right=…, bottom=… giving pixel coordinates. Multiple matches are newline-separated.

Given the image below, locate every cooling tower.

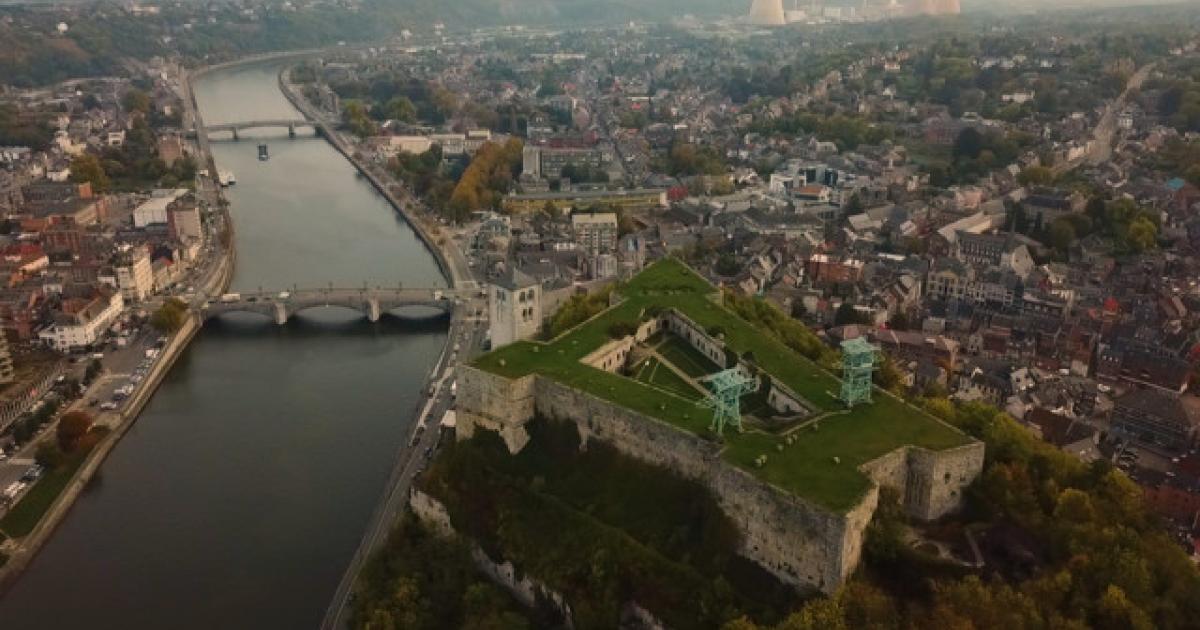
left=915, top=0, right=937, bottom=15
left=748, top=0, right=787, bottom=26
left=935, top=0, right=960, bottom=14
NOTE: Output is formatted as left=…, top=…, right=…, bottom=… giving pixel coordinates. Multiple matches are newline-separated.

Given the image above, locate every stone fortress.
left=455, top=260, right=985, bottom=594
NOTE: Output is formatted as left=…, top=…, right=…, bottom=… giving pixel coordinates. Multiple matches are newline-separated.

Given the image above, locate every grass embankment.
left=420, top=420, right=800, bottom=629
left=631, top=356, right=703, bottom=401
left=0, top=451, right=89, bottom=538
left=473, top=258, right=969, bottom=512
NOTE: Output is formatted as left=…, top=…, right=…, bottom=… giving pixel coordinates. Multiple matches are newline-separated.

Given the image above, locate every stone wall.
left=859, top=441, right=986, bottom=522
left=456, top=366, right=536, bottom=453
left=534, top=377, right=868, bottom=594
left=458, top=354, right=984, bottom=594
left=664, top=309, right=728, bottom=368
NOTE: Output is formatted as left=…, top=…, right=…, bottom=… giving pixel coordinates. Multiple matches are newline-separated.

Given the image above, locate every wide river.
left=0, top=62, right=447, bottom=629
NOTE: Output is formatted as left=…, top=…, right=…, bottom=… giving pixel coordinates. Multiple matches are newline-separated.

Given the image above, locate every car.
left=100, top=402, right=118, bottom=411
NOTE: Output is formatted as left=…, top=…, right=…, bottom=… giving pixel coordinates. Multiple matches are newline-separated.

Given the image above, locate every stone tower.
left=488, top=267, right=541, bottom=349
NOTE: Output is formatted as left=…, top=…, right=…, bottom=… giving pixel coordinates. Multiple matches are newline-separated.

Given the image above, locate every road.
left=320, top=300, right=487, bottom=630
left=1054, top=62, right=1155, bottom=175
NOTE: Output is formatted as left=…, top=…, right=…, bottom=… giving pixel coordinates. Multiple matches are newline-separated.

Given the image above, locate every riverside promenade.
left=0, top=65, right=238, bottom=593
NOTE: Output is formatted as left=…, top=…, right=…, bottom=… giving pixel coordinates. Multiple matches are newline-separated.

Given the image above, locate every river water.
left=0, top=63, right=447, bottom=629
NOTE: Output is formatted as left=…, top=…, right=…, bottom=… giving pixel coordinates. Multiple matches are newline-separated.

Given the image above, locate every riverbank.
left=0, top=66, right=239, bottom=593
left=276, top=68, right=472, bottom=290
left=0, top=310, right=204, bottom=592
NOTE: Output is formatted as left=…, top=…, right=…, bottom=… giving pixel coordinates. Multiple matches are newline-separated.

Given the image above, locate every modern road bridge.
left=204, top=119, right=317, bottom=140
left=201, top=287, right=471, bottom=325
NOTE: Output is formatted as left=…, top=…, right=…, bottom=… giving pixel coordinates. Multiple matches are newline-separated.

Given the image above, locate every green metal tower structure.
left=840, top=337, right=879, bottom=408
left=698, top=368, right=758, bottom=436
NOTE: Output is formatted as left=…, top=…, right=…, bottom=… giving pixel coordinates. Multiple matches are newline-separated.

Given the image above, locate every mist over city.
left=0, top=0, right=1199, bottom=629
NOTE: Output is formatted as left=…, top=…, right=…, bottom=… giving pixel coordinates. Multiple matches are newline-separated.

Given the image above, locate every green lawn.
left=473, top=258, right=971, bottom=512
left=632, top=357, right=704, bottom=401
left=657, top=335, right=721, bottom=377
left=0, top=452, right=88, bottom=538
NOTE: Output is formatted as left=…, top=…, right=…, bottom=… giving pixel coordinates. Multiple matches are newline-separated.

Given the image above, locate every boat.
left=217, top=170, right=236, bottom=187
left=257, top=143, right=269, bottom=161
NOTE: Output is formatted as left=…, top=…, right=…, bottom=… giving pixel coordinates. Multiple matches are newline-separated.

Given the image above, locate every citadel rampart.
left=456, top=361, right=984, bottom=594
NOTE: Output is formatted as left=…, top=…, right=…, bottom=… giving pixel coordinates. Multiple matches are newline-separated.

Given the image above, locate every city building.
left=1111, top=389, right=1200, bottom=455
left=133, top=188, right=189, bottom=228
left=502, top=189, right=667, bottom=214
left=37, top=288, right=124, bottom=351
left=111, top=247, right=154, bottom=303
left=571, top=212, right=619, bottom=253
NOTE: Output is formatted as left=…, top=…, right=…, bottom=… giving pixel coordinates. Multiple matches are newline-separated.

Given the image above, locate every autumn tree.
left=70, top=153, right=110, bottom=191
left=150, top=298, right=190, bottom=333
left=56, top=411, right=94, bottom=452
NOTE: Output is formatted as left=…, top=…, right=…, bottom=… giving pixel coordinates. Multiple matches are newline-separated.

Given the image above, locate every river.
left=0, top=62, right=448, bottom=629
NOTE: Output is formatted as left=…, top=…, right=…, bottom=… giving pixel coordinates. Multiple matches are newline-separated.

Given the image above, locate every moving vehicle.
left=220, top=293, right=242, bottom=303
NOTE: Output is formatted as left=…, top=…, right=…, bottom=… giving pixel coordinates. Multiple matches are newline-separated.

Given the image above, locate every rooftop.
left=473, top=257, right=971, bottom=512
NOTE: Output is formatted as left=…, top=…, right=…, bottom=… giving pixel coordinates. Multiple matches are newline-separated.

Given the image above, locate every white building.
left=133, top=188, right=188, bottom=228
left=113, top=247, right=154, bottom=302
left=38, top=290, right=124, bottom=351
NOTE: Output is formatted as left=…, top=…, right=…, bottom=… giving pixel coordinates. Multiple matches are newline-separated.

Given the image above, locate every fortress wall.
left=456, top=363, right=984, bottom=594
left=456, top=366, right=536, bottom=452
left=906, top=442, right=986, bottom=520
left=664, top=310, right=728, bottom=368
left=707, top=462, right=871, bottom=593
left=535, top=377, right=719, bottom=480
left=534, top=376, right=863, bottom=594
left=582, top=336, right=637, bottom=373
left=766, top=380, right=811, bottom=415
left=859, top=442, right=986, bottom=522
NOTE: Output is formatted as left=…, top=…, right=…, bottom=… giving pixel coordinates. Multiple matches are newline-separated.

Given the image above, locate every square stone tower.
left=489, top=267, right=541, bottom=349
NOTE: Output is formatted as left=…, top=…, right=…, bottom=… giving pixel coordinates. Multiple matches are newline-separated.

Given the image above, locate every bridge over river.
left=201, top=287, right=474, bottom=325
left=203, top=119, right=318, bottom=140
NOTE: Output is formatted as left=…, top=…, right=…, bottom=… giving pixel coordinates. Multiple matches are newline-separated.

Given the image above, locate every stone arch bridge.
left=201, top=287, right=468, bottom=325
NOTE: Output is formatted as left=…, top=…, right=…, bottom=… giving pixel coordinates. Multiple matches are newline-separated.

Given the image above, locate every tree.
left=386, top=96, right=417, bottom=123
left=150, top=298, right=189, bottom=333
left=715, top=253, right=741, bottom=277
left=35, top=441, right=65, bottom=469
left=70, top=153, right=110, bottom=191
left=834, top=302, right=866, bottom=326
left=56, top=411, right=94, bottom=452
left=83, top=358, right=102, bottom=385
left=1018, top=166, right=1055, bottom=187
left=1126, top=216, right=1158, bottom=252
left=122, top=88, right=151, bottom=115
left=1049, top=218, right=1076, bottom=252
left=953, top=127, right=984, bottom=160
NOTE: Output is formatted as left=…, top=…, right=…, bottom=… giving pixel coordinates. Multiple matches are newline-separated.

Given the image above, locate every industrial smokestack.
left=748, top=0, right=788, bottom=26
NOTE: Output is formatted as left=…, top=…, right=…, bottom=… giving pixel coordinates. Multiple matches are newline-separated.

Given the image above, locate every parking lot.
left=0, top=325, right=167, bottom=518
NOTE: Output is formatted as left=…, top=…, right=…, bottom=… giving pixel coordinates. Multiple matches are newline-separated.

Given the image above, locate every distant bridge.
left=201, top=287, right=471, bottom=325
left=204, top=119, right=318, bottom=140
